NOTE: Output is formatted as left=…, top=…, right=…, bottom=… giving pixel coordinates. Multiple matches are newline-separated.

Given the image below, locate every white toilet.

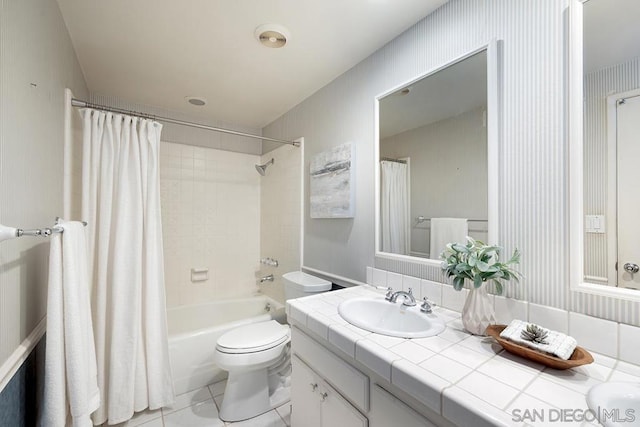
left=214, top=271, right=332, bottom=422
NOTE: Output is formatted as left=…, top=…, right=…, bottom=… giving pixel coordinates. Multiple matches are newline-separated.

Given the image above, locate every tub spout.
left=260, top=274, right=274, bottom=283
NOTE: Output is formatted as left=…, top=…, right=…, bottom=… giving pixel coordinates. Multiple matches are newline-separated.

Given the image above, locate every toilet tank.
left=283, top=271, right=332, bottom=301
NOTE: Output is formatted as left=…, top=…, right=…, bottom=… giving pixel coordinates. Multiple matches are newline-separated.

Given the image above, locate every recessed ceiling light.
left=254, top=24, right=290, bottom=49
left=185, top=96, right=207, bottom=106
left=393, top=87, right=411, bottom=96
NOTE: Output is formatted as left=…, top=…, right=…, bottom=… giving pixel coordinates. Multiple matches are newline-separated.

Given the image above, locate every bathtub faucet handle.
left=260, top=257, right=279, bottom=267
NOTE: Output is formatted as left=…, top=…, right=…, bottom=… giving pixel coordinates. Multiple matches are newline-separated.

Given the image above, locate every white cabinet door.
left=292, top=355, right=367, bottom=427
left=320, top=381, right=368, bottom=427
left=291, top=356, right=322, bottom=427
left=369, top=384, right=437, bottom=427
left=292, top=327, right=369, bottom=411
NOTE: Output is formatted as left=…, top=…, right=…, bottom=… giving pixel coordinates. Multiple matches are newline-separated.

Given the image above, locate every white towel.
left=42, top=221, right=100, bottom=427
left=499, top=319, right=577, bottom=360
left=429, top=218, right=468, bottom=259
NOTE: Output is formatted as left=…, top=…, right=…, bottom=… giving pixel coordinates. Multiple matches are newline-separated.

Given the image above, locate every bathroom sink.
left=586, top=382, right=640, bottom=427
left=338, top=297, right=445, bottom=338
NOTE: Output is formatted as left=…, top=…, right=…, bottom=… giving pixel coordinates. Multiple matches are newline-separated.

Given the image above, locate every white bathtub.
left=167, top=295, right=284, bottom=395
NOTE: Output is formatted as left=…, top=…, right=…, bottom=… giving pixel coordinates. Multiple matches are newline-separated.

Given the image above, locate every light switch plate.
left=585, top=215, right=605, bottom=233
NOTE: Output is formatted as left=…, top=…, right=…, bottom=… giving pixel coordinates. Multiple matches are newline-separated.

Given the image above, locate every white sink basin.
left=586, top=382, right=640, bottom=427
left=338, top=297, right=445, bottom=338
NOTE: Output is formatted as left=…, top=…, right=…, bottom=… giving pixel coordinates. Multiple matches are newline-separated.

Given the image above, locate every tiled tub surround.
left=259, top=143, right=302, bottom=304
left=287, top=285, right=640, bottom=427
left=159, top=141, right=261, bottom=308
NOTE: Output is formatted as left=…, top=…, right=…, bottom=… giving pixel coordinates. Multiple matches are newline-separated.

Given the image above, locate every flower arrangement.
left=441, top=237, right=521, bottom=294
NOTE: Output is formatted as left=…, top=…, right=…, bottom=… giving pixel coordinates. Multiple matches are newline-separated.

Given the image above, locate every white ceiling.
left=583, top=0, right=640, bottom=74
left=380, top=50, right=487, bottom=139
left=56, top=0, right=448, bottom=129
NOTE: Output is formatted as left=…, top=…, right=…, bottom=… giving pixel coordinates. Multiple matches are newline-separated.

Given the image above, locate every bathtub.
left=167, top=295, right=284, bottom=395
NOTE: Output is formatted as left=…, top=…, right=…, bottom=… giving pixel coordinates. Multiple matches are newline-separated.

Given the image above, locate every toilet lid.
left=217, top=320, right=290, bottom=354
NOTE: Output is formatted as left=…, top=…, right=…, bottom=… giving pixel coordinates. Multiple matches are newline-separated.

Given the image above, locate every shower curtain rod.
left=71, top=98, right=300, bottom=147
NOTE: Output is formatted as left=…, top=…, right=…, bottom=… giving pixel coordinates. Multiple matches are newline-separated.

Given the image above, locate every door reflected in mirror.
left=377, top=50, right=488, bottom=260
left=582, top=0, right=640, bottom=290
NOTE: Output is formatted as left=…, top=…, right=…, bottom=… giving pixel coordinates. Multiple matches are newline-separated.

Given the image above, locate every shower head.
left=255, top=158, right=275, bottom=176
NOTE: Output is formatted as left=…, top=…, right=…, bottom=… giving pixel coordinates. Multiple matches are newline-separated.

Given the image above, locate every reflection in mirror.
left=378, top=51, right=488, bottom=260
left=582, top=0, right=640, bottom=290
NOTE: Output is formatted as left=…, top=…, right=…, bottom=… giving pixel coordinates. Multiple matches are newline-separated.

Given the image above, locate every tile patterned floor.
left=109, top=380, right=291, bottom=427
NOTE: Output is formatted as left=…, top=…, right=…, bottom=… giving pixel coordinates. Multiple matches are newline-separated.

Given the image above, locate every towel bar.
left=0, top=218, right=87, bottom=243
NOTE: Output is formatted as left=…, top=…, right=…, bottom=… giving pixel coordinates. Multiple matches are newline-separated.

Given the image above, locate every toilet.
left=214, top=271, right=332, bottom=422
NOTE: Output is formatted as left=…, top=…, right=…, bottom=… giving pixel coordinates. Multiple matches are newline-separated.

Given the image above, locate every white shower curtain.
left=380, top=160, right=409, bottom=255
left=80, top=109, right=174, bottom=424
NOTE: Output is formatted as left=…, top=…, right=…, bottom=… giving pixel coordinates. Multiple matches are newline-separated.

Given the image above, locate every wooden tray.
left=486, top=324, right=594, bottom=370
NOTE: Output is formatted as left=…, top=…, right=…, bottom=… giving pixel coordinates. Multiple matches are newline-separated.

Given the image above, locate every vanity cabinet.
left=290, top=326, right=444, bottom=427
left=291, top=355, right=368, bottom=427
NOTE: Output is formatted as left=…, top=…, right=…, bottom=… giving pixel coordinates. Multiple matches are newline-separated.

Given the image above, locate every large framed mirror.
left=374, top=41, right=500, bottom=266
left=569, top=0, right=640, bottom=300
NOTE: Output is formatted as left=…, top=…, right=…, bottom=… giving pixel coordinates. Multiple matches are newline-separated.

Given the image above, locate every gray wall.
left=0, top=0, right=88, bottom=369
left=263, top=0, right=640, bottom=326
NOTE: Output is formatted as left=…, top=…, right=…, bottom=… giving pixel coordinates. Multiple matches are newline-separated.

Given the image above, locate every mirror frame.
left=568, top=0, right=640, bottom=301
left=374, top=39, right=501, bottom=266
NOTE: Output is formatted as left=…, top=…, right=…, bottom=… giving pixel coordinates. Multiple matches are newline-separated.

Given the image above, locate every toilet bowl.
left=214, top=271, right=332, bottom=422
left=214, top=320, right=291, bottom=422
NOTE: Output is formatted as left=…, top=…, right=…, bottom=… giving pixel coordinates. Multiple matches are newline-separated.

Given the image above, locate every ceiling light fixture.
left=185, top=96, right=207, bottom=106
left=254, top=24, right=290, bottom=49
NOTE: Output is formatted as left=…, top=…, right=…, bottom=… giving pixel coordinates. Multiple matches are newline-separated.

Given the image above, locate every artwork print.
left=310, top=142, right=355, bottom=218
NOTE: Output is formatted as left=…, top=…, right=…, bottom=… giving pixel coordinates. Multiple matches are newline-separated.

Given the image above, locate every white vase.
left=461, top=285, right=496, bottom=335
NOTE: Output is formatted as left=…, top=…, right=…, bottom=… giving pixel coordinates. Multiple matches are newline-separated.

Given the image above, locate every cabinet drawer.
left=292, top=327, right=369, bottom=411
left=370, top=384, right=437, bottom=427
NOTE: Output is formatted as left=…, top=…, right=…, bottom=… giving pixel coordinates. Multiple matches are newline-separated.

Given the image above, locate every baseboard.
left=0, top=317, right=46, bottom=393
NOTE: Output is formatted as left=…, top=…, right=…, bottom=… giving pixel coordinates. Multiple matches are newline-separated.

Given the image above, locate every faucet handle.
left=384, top=287, right=394, bottom=301
left=420, top=297, right=435, bottom=313
left=408, top=287, right=414, bottom=295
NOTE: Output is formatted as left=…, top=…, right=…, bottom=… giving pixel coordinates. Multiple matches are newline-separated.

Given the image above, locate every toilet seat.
left=216, top=320, right=290, bottom=354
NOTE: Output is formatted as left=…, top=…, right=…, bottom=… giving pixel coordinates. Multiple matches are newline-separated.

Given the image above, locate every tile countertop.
left=285, top=286, right=640, bottom=427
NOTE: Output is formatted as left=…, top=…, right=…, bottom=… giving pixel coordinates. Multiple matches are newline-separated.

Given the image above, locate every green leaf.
left=473, top=274, right=483, bottom=288
left=453, top=276, right=464, bottom=291
left=476, top=260, right=490, bottom=272
left=468, top=254, right=477, bottom=267
left=493, top=280, right=503, bottom=295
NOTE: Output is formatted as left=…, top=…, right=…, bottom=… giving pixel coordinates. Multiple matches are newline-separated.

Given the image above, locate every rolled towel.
left=499, top=319, right=577, bottom=360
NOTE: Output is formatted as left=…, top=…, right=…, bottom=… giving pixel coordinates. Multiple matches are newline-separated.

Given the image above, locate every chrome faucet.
left=259, top=274, right=274, bottom=283
left=387, top=288, right=417, bottom=307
